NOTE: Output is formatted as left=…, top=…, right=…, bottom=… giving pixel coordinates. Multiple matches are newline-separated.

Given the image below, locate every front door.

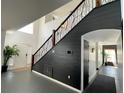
left=103, top=45, right=117, bottom=66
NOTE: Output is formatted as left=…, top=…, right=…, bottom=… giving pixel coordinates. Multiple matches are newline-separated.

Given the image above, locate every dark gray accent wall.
left=33, top=1, right=121, bottom=89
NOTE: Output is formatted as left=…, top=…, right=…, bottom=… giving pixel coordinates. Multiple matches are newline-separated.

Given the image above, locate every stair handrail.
left=32, top=0, right=86, bottom=65
left=34, top=35, right=52, bottom=56
left=32, top=0, right=114, bottom=65
left=55, top=0, right=85, bottom=32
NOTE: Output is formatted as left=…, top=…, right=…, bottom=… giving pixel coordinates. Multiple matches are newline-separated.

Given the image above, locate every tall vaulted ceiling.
left=1, top=0, right=72, bottom=31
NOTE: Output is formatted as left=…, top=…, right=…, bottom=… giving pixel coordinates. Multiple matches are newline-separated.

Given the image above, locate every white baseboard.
left=32, top=70, right=81, bottom=93
left=89, top=72, right=97, bottom=82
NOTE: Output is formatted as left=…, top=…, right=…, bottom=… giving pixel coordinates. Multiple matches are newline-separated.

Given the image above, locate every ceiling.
left=41, top=0, right=82, bottom=23
left=1, top=0, right=71, bottom=31
left=83, top=29, right=121, bottom=43
left=52, top=0, right=81, bottom=17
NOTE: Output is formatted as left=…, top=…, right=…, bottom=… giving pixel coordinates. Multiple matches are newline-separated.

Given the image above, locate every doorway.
left=102, top=45, right=117, bottom=66
left=81, top=29, right=121, bottom=91
left=13, top=43, right=32, bottom=70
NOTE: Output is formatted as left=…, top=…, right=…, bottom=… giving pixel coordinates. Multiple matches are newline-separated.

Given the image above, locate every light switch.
left=52, top=50, right=55, bottom=53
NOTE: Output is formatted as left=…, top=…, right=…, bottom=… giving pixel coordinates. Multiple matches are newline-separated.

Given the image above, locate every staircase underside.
left=33, top=0, right=121, bottom=90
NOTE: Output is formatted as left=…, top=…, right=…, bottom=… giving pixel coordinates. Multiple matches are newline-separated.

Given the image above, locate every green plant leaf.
left=3, top=45, right=20, bottom=66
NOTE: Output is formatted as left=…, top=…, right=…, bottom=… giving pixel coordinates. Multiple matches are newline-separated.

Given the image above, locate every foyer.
left=1, top=66, right=121, bottom=93
left=1, top=0, right=122, bottom=93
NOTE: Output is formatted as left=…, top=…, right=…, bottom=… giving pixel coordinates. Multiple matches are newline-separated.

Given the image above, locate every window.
left=18, top=23, right=33, bottom=34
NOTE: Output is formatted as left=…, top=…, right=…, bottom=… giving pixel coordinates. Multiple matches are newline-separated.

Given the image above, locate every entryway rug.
left=83, top=74, right=116, bottom=93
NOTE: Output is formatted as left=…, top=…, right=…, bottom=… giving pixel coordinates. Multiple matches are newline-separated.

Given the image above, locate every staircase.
left=31, top=0, right=121, bottom=90
left=32, top=0, right=114, bottom=65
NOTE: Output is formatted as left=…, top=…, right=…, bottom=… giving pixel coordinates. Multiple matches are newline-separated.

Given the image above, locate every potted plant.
left=2, top=45, right=20, bottom=72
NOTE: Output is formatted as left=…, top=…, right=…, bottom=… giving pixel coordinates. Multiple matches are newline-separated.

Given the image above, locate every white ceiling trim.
left=82, top=29, right=121, bottom=43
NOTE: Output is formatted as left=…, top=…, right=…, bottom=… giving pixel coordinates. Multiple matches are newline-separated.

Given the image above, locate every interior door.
left=83, top=40, right=89, bottom=89
left=14, top=44, right=32, bottom=69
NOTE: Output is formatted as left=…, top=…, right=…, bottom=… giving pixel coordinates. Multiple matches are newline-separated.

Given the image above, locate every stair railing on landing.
left=32, top=0, right=114, bottom=67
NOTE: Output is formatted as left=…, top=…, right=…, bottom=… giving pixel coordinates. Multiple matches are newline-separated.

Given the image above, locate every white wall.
left=116, top=33, right=123, bottom=93
left=4, top=13, right=68, bottom=69
left=4, top=24, right=39, bottom=69
left=117, top=34, right=123, bottom=65
left=97, top=43, right=103, bottom=68
left=12, top=44, right=31, bottom=69
left=88, top=42, right=97, bottom=82
left=117, top=34, right=123, bottom=93
left=37, top=15, right=67, bottom=48
left=4, top=8, right=69, bottom=69
left=37, top=17, right=53, bottom=48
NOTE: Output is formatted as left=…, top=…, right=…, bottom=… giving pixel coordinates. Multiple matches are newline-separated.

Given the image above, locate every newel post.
left=31, top=54, right=34, bottom=71
left=96, top=0, right=101, bottom=7
left=52, top=30, right=56, bottom=47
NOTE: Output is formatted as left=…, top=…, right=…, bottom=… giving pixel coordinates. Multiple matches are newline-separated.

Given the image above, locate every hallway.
left=99, top=66, right=123, bottom=93
left=2, top=66, right=121, bottom=93
left=83, top=66, right=122, bottom=93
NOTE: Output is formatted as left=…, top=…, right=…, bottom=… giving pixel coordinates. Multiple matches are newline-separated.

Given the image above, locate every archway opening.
left=81, top=29, right=122, bottom=91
